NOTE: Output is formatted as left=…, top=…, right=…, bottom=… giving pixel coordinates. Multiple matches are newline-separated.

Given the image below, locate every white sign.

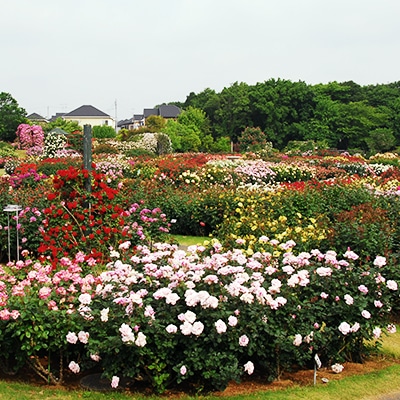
left=314, top=354, right=322, bottom=369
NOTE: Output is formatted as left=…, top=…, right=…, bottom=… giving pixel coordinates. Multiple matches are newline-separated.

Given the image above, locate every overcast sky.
left=1, top=0, right=399, bottom=121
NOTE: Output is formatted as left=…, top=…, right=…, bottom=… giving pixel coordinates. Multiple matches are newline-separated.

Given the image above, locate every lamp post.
left=3, top=204, right=22, bottom=262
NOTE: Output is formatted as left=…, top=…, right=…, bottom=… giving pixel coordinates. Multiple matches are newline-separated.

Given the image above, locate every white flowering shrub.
left=42, top=132, right=67, bottom=158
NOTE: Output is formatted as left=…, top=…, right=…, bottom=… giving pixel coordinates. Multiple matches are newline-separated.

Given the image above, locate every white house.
left=62, top=105, right=114, bottom=128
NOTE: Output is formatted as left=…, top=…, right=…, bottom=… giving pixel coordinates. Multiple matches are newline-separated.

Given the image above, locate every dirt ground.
left=218, top=358, right=400, bottom=397
left=1, top=356, right=399, bottom=397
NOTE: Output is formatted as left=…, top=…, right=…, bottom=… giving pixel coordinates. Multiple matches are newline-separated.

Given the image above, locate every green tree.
left=214, top=82, right=252, bottom=142
left=163, top=107, right=213, bottom=152
left=146, top=115, right=166, bottom=131
left=184, top=88, right=220, bottom=128
left=365, top=128, right=396, bottom=154
left=0, top=92, right=27, bottom=142
left=44, top=117, right=82, bottom=134
left=178, top=106, right=210, bottom=136
left=162, top=119, right=201, bottom=152
left=248, top=79, right=316, bottom=149
left=335, top=101, right=389, bottom=151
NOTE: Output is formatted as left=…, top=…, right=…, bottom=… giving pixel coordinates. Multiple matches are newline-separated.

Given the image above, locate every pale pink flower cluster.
left=69, top=361, right=80, bottom=374
left=111, top=375, right=120, bottom=388
left=239, top=334, right=249, bottom=346
left=119, top=323, right=147, bottom=346
left=243, top=361, right=254, bottom=375
left=293, top=334, right=302, bottom=346
left=338, top=321, right=361, bottom=335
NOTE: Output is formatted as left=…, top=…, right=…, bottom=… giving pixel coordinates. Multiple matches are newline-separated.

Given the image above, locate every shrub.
left=0, top=241, right=398, bottom=392
left=238, top=127, right=269, bottom=152
left=4, top=158, right=20, bottom=174
left=0, top=142, right=17, bottom=158
left=15, top=124, right=44, bottom=151
left=42, top=131, right=67, bottom=158
left=38, top=166, right=170, bottom=265
left=327, top=203, right=394, bottom=258
left=92, top=143, right=119, bottom=155
left=92, top=125, right=116, bottom=139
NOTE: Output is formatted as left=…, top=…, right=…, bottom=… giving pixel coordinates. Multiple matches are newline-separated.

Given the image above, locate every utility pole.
left=114, top=99, right=118, bottom=131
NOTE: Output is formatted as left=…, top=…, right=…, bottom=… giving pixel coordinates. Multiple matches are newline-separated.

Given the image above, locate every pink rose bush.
left=0, top=238, right=398, bottom=393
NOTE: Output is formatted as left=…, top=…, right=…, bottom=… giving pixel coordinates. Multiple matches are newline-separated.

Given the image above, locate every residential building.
left=118, top=105, right=181, bottom=130
left=62, top=105, right=114, bottom=128
left=27, top=113, right=48, bottom=123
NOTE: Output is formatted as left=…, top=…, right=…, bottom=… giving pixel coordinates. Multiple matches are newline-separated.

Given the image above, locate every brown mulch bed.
left=1, top=356, right=399, bottom=397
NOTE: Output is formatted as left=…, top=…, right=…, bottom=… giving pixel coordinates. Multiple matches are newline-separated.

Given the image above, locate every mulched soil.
left=1, top=356, right=399, bottom=397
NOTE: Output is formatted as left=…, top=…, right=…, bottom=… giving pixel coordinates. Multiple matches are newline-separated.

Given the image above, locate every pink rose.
left=239, top=334, right=249, bottom=347
left=78, top=331, right=89, bottom=344
left=69, top=361, right=80, bottom=374
left=111, top=376, right=120, bottom=388
left=215, top=319, right=227, bottom=334
left=373, top=256, right=386, bottom=267
left=244, top=361, right=254, bottom=375
left=38, top=287, right=52, bottom=299
left=361, top=310, right=371, bottom=319
left=166, top=324, right=178, bottom=334
left=358, top=285, right=368, bottom=294
left=66, top=332, right=78, bottom=344
left=338, top=321, right=351, bottom=335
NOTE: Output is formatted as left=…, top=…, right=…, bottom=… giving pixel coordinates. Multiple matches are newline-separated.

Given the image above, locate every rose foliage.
left=0, top=238, right=398, bottom=393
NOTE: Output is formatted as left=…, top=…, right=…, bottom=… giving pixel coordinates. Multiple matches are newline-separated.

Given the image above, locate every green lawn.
left=169, top=234, right=211, bottom=247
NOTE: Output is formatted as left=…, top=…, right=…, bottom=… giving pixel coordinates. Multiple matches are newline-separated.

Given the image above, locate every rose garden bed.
left=0, top=151, right=399, bottom=394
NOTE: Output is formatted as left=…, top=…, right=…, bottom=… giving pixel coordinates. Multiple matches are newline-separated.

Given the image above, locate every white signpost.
left=3, top=204, right=22, bottom=262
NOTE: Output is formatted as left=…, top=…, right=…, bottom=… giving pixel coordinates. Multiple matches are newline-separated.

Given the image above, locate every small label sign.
left=314, top=354, right=322, bottom=369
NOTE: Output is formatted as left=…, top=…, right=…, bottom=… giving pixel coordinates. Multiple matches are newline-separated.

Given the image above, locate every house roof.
left=159, top=104, right=181, bottom=118
left=27, top=112, right=47, bottom=121
left=49, top=112, right=66, bottom=122
left=143, top=105, right=181, bottom=119
left=143, top=108, right=158, bottom=118
left=117, top=118, right=133, bottom=127
left=64, top=105, right=111, bottom=118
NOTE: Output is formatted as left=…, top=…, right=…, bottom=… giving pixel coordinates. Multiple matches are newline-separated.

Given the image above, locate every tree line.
left=171, top=79, right=400, bottom=154
left=2, top=78, right=400, bottom=154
